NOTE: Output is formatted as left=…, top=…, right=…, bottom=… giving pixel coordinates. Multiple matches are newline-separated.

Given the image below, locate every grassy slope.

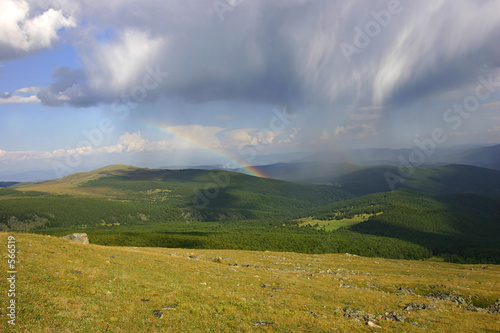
left=12, top=165, right=142, bottom=197
left=13, top=166, right=352, bottom=220
left=1, top=232, right=499, bottom=332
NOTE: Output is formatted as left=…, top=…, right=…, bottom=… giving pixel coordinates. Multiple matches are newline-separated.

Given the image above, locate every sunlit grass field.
left=297, top=213, right=383, bottom=231
left=1, top=232, right=499, bottom=332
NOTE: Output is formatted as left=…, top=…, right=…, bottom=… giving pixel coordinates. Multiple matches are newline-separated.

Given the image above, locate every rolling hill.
left=12, top=164, right=353, bottom=220
left=2, top=164, right=500, bottom=263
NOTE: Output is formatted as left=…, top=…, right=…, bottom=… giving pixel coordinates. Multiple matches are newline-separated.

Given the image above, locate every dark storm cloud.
left=36, top=67, right=97, bottom=107
left=14, top=0, right=500, bottom=112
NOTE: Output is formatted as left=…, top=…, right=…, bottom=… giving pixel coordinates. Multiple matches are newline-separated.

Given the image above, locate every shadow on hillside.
left=426, top=165, right=500, bottom=197
left=159, top=231, right=213, bottom=236
left=349, top=194, right=500, bottom=263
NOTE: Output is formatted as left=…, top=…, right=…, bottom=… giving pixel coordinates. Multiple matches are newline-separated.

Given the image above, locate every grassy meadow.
left=1, top=232, right=499, bottom=332
left=297, top=213, right=383, bottom=231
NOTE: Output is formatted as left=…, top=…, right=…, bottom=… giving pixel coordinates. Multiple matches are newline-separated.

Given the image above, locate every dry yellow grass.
left=1, top=232, right=499, bottom=332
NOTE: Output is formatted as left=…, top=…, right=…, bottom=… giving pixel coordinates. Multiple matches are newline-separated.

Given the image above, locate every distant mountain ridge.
left=291, top=144, right=500, bottom=170
left=2, top=144, right=497, bottom=182
left=252, top=163, right=500, bottom=196
left=458, top=144, right=500, bottom=170
left=0, top=182, right=19, bottom=188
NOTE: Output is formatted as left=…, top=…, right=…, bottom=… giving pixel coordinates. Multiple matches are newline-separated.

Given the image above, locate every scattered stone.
left=465, top=304, right=487, bottom=313
left=153, top=310, right=163, bottom=318
left=380, top=311, right=406, bottom=322
left=163, top=304, right=178, bottom=310
left=487, top=300, right=500, bottom=314
left=261, top=283, right=272, bottom=288
left=367, top=320, right=381, bottom=328
left=188, top=255, right=198, bottom=259
left=396, top=286, right=414, bottom=295
left=72, top=270, right=82, bottom=275
left=404, top=302, right=432, bottom=312
left=252, top=321, right=275, bottom=327
left=466, top=299, right=500, bottom=314
left=60, top=233, right=89, bottom=244
left=426, top=292, right=469, bottom=306
left=342, top=307, right=377, bottom=325
left=481, top=266, right=489, bottom=269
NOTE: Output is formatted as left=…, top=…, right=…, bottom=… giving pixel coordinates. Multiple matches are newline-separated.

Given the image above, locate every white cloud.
left=0, top=0, right=76, bottom=60
left=82, top=29, right=164, bottom=94
left=276, top=128, right=299, bottom=145
left=0, top=94, right=40, bottom=104
left=16, top=87, right=42, bottom=95
left=117, top=132, right=148, bottom=153
left=223, top=128, right=284, bottom=148
left=333, top=123, right=376, bottom=140
left=0, top=125, right=297, bottom=166
left=164, top=125, right=224, bottom=149
left=0, top=132, right=168, bottom=163
left=95, top=132, right=171, bottom=154
left=0, top=86, right=43, bottom=104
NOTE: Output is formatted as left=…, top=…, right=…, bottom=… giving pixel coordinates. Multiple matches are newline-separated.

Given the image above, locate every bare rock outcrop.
left=61, top=233, right=89, bottom=244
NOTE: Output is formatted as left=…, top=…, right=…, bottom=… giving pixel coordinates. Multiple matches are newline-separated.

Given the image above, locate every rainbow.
left=145, top=123, right=267, bottom=178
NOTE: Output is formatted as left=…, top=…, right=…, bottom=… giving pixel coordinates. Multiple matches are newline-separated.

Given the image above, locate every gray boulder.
left=61, top=233, right=89, bottom=244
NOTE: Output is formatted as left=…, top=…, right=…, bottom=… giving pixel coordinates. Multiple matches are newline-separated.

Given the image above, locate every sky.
left=0, top=0, right=499, bottom=180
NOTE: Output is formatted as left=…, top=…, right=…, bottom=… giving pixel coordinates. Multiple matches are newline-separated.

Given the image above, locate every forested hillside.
left=2, top=165, right=499, bottom=263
